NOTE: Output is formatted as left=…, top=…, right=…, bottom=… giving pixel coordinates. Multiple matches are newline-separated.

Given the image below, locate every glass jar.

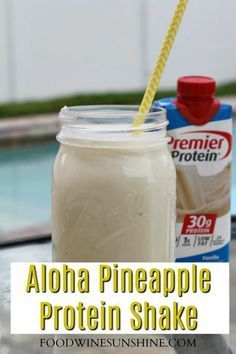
left=52, top=105, right=176, bottom=262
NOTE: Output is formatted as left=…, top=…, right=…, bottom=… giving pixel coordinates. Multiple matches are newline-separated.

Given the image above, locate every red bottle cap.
left=177, top=76, right=216, bottom=99
left=175, top=76, right=220, bottom=125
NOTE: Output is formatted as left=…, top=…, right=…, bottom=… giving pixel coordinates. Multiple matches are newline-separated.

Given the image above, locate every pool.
left=0, top=142, right=58, bottom=234
left=0, top=126, right=236, bottom=235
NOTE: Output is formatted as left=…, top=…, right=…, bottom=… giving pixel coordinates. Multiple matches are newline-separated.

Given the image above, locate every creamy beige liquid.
left=52, top=139, right=176, bottom=262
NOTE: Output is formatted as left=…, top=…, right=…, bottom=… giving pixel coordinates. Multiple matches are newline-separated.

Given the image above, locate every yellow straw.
left=133, top=0, right=189, bottom=127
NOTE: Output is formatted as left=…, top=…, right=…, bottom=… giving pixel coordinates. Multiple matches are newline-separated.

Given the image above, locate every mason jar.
left=52, top=105, right=176, bottom=262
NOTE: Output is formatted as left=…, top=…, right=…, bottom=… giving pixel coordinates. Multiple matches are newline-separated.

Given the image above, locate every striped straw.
left=133, top=0, right=189, bottom=127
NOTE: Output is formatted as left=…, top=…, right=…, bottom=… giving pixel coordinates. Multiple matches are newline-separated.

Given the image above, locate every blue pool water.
left=0, top=142, right=58, bottom=233
left=0, top=129, right=236, bottom=234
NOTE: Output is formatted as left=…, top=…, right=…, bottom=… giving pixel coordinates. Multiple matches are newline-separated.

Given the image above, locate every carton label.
left=168, top=119, right=232, bottom=262
left=181, top=214, right=217, bottom=235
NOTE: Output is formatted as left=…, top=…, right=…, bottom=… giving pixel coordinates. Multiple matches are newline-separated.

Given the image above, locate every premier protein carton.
left=155, top=76, right=232, bottom=262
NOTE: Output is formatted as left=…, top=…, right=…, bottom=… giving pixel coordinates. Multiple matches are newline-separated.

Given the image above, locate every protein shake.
left=52, top=105, right=176, bottom=262
left=156, top=76, right=232, bottom=262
